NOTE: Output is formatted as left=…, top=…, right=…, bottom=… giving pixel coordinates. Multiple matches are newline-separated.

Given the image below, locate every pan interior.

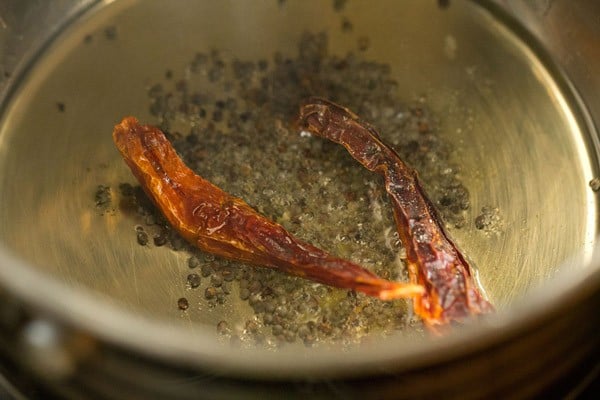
left=0, top=0, right=597, bottom=350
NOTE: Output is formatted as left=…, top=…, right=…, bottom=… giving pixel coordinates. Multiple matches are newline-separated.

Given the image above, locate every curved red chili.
left=113, top=117, right=424, bottom=300
left=298, top=98, right=494, bottom=331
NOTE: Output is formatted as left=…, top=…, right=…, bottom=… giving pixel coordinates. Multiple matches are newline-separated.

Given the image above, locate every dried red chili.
left=298, top=98, right=494, bottom=331
left=113, top=117, right=424, bottom=300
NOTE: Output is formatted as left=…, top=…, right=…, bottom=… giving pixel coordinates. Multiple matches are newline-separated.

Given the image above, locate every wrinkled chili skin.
left=298, top=98, right=494, bottom=330
left=113, top=117, right=424, bottom=300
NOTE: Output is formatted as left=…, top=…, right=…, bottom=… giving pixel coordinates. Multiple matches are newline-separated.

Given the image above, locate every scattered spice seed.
left=474, top=206, right=504, bottom=234
left=333, top=0, right=347, bottom=12
left=341, top=17, right=353, bottom=33
left=94, top=185, right=111, bottom=207
left=200, top=264, right=213, bottom=277
left=438, top=0, right=450, bottom=9
left=239, top=288, right=250, bottom=301
left=217, top=320, right=230, bottom=335
left=187, top=273, right=201, bottom=288
left=104, top=25, right=118, bottom=40
left=118, top=182, right=134, bottom=196
left=177, top=297, right=189, bottom=310
left=153, top=233, right=167, bottom=246
left=211, top=274, right=223, bottom=287
left=205, top=287, right=217, bottom=299
left=187, top=256, right=201, bottom=269
left=245, top=320, right=259, bottom=333
left=136, top=230, right=148, bottom=246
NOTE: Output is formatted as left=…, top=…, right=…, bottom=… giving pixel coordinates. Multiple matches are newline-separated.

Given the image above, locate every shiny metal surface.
left=0, top=0, right=599, bottom=398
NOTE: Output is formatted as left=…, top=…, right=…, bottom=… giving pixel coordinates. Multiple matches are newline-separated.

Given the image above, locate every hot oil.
left=0, top=0, right=596, bottom=348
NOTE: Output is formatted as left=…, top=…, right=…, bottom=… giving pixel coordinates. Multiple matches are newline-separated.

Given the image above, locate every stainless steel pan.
left=0, top=1, right=598, bottom=398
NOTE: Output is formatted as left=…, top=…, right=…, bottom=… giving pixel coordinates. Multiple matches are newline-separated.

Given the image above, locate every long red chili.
left=113, top=117, right=424, bottom=300
left=298, top=98, right=494, bottom=331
